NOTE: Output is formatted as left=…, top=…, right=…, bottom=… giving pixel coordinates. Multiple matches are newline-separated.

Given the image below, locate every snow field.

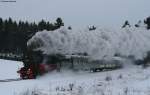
left=0, top=59, right=23, bottom=80
left=1, top=59, right=150, bottom=95
left=18, top=64, right=150, bottom=95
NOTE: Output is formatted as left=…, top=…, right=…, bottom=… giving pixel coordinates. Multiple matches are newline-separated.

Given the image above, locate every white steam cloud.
left=27, top=26, right=150, bottom=60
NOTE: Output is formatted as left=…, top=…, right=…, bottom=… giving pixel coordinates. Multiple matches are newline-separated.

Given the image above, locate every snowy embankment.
left=0, top=59, right=23, bottom=80
left=1, top=59, right=150, bottom=95
left=28, top=27, right=150, bottom=60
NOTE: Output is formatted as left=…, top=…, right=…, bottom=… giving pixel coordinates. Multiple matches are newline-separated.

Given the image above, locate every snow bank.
left=0, top=59, right=23, bottom=80
left=27, top=27, right=150, bottom=60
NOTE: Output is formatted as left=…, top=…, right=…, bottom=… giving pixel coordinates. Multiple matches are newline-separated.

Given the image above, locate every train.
left=17, top=49, right=123, bottom=79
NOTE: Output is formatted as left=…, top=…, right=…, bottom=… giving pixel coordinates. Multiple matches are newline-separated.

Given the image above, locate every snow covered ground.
left=1, top=59, right=150, bottom=95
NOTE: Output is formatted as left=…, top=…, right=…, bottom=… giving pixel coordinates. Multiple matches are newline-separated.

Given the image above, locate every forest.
left=0, top=17, right=64, bottom=54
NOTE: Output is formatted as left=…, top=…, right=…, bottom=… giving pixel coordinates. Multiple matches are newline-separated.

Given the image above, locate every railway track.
left=0, top=78, right=22, bottom=82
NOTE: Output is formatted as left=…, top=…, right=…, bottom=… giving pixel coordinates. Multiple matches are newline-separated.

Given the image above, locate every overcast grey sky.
left=0, top=0, right=150, bottom=28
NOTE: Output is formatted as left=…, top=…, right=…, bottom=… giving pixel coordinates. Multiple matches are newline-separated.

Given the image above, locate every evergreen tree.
left=144, top=16, right=150, bottom=29
left=46, top=22, right=54, bottom=31
left=38, top=19, right=47, bottom=31
left=54, top=17, right=64, bottom=29
left=122, top=20, right=131, bottom=28
left=89, top=25, right=96, bottom=31
left=68, top=26, right=72, bottom=30
left=0, top=18, right=3, bottom=51
left=0, top=18, right=3, bottom=32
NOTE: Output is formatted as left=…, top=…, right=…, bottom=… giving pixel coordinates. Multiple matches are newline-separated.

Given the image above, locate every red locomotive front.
left=17, top=50, right=59, bottom=79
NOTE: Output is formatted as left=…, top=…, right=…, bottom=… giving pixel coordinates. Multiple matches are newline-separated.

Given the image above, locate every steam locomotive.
left=17, top=50, right=61, bottom=79
left=17, top=48, right=122, bottom=79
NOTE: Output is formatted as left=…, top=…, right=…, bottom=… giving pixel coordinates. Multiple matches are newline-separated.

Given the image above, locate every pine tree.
left=0, top=17, right=3, bottom=32
left=144, top=16, right=150, bottom=29
left=38, top=19, right=47, bottom=31
left=54, top=17, right=64, bottom=29
left=68, top=26, right=72, bottom=30
left=89, top=25, right=96, bottom=31
left=122, top=20, right=131, bottom=28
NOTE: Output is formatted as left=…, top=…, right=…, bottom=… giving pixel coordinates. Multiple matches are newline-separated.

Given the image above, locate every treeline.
left=122, top=16, right=150, bottom=29
left=0, top=17, right=64, bottom=54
